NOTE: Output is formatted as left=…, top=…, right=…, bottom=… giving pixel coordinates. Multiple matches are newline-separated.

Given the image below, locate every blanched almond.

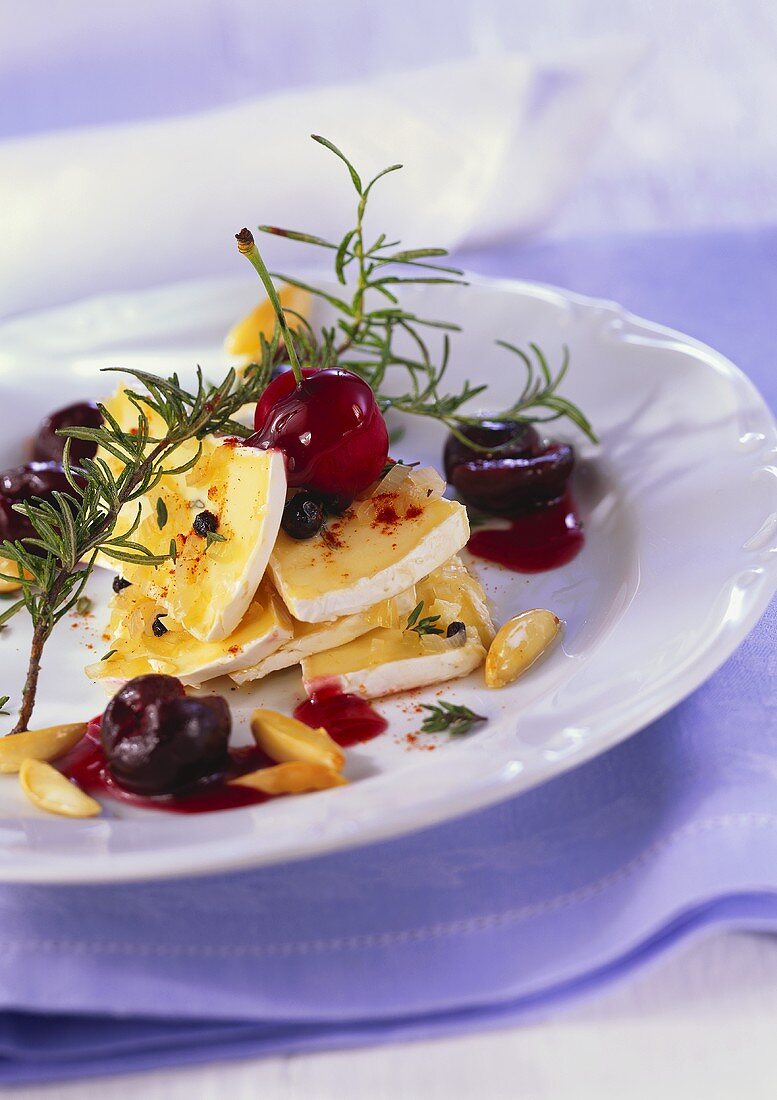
left=0, top=722, right=87, bottom=773
left=250, top=708, right=345, bottom=771
left=485, top=609, right=561, bottom=688
left=19, top=759, right=101, bottom=818
left=230, top=761, right=347, bottom=796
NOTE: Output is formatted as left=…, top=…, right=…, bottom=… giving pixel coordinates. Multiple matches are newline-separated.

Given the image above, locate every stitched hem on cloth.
left=0, top=812, right=775, bottom=959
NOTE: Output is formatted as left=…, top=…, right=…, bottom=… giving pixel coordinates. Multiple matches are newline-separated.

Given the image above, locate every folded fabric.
left=0, top=225, right=773, bottom=1084
left=0, top=43, right=637, bottom=318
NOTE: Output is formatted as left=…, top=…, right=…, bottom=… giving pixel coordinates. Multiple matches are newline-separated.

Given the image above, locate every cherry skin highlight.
left=254, top=367, right=319, bottom=424
left=249, top=368, right=389, bottom=499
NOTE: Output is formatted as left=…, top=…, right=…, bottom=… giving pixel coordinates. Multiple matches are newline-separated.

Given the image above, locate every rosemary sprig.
left=406, top=601, right=443, bottom=636
left=419, top=701, right=487, bottom=737
left=255, top=134, right=597, bottom=447
left=0, top=359, right=276, bottom=732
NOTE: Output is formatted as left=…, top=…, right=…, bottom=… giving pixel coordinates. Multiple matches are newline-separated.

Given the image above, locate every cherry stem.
left=235, top=228, right=304, bottom=385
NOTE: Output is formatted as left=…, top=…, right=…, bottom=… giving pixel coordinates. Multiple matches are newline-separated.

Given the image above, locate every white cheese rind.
left=301, top=640, right=486, bottom=700
left=270, top=506, right=469, bottom=623
left=232, top=615, right=374, bottom=684
left=167, top=615, right=292, bottom=687
left=232, top=588, right=418, bottom=685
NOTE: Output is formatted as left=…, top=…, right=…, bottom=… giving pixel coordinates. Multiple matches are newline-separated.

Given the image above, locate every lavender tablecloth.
left=0, top=226, right=774, bottom=1084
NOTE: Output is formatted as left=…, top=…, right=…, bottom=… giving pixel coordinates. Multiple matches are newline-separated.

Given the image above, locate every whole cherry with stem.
left=236, top=229, right=389, bottom=499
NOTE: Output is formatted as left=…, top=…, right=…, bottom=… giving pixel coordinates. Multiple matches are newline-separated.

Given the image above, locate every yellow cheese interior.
left=270, top=471, right=464, bottom=603
left=118, top=440, right=284, bottom=641
left=87, top=580, right=290, bottom=684
left=302, top=556, right=493, bottom=680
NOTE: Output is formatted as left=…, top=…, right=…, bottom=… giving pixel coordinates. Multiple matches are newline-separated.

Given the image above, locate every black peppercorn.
left=281, top=492, right=325, bottom=540
left=193, top=510, right=219, bottom=537
left=152, top=614, right=168, bottom=637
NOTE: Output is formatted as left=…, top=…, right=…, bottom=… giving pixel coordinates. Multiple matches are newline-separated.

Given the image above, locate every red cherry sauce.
left=294, top=691, right=387, bottom=747
left=468, top=491, right=584, bottom=573
left=58, top=717, right=275, bottom=814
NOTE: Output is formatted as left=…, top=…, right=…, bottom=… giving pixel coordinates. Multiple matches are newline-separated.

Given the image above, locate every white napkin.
left=1, top=42, right=637, bottom=318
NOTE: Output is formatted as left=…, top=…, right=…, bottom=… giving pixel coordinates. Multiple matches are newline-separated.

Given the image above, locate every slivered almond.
left=19, top=759, right=101, bottom=818
left=0, top=722, right=87, bottom=773
left=230, top=761, right=347, bottom=796
left=250, top=708, right=345, bottom=772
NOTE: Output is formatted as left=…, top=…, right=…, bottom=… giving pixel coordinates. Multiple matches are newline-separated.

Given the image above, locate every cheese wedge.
left=231, top=587, right=417, bottom=685
left=122, top=440, right=286, bottom=642
left=86, top=580, right=292, bottom=687
left=300, top=555, right=493, bottom=699
left=269, top=466, right=469, bottom=623
left=302, top=626, right=486, bottom=700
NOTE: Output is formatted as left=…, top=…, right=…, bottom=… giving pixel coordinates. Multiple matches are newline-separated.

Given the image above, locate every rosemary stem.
left=8, top=442, right=168, bottom=732
left=11, top=573, right=68, bottom=733
left=235, top=228, right=303, bottom=385
left=13, top=625, right=45, bottom=733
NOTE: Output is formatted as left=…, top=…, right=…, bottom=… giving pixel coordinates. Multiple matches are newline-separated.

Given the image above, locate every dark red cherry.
left=444, top=420, right=542, bottom=471
left=250, top=368, right=389, bottom=498
left=253, top=367, right=319, bottom=426
left=100, top=674, right=231, bottom=795
left=0, top=462, right=85, bottom=544
left=443, top=421, right=573, bottom=517
left=33, top=401, right=102, bottom=464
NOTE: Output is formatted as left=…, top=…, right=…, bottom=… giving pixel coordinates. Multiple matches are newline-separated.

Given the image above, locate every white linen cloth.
left=0, top=44, right=636, bottom=318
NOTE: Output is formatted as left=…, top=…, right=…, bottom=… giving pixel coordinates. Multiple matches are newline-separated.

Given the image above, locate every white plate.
left=0, top=274, right=774, bottom=883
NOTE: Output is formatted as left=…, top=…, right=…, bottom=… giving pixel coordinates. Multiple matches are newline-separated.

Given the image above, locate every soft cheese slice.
left=269, top=467, right=469, bottom=623
left=124, top=440, right=286, bottom=642
left=301, top=627, right=486, bottom=700
left=231, top=587, right=417, bottom=685
left=87, top=580, right=292, bottom=687
left=94, top=386, right=208, bottom=573
left=415, top=555, right=496, bottom=648
left=300, top=555, right=492, bottom=699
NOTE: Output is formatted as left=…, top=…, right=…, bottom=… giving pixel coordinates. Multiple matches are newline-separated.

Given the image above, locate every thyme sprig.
left=255, top=134, right=597, bottom=447
left=0, top=359, right=275, bottom=731
left=419, top=701, right=487, bottom=737
left=406, top=601, right=443, bottom=636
